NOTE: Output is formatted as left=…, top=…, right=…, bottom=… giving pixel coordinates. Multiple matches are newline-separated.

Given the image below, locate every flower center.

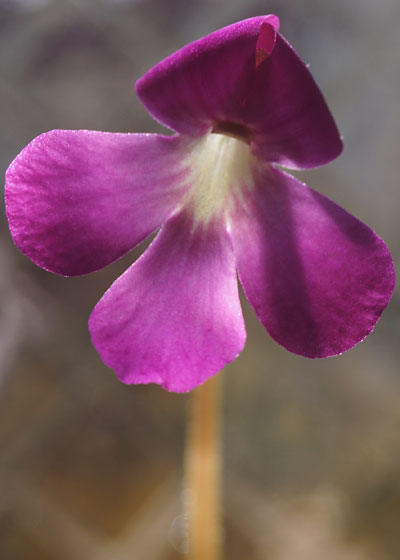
left=184, top=132, right=254, bottom=226
left=211, top=121, right=252, bottom=142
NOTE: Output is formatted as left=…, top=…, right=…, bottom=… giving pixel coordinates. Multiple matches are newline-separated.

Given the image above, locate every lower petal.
left=229, top=166, right=395, bottom=357
left=89, top=211, right=246, bottom=393
left=5, top=130, right=191, bottom=276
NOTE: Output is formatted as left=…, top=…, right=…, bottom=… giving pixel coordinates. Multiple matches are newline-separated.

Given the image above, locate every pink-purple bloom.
left=5, top=16, right=395, bottom=392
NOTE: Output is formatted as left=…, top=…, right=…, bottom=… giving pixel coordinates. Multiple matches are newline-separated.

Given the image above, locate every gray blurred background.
left=0, top=0, right=399, bottom=558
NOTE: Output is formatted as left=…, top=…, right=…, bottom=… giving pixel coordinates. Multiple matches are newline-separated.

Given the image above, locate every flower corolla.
left=5, top=16, right=395, bottom=392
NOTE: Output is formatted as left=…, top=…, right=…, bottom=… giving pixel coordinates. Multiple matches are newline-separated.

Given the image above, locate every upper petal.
left=136, top=15, right=341, bottom=168
left=5, top=130, right=191, bottom=276
left=89, top=210, right=246, bottom=393
left=245, top=32, right=343, bottom=169
left=229, top=165, right=395, bottom=357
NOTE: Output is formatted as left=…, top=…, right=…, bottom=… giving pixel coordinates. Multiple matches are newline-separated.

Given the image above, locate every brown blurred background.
left=0, top=1, right=399, bottom=558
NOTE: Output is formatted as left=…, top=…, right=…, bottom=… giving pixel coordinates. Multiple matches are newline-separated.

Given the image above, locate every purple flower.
left=5, top=16, right=395, bottom=392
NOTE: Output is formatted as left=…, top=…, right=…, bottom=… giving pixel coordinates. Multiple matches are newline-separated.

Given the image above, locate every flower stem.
left=185, top=374, right=222, bottom=560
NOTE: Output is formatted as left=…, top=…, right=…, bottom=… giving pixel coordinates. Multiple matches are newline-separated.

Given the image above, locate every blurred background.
left=0, top=0, right=399, bottom=558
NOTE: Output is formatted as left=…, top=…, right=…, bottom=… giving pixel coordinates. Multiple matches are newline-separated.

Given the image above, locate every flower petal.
left=136, top=16, right=278, bottom=135
left=229, top=166, right=395, bottom=357
left=246, top=32, right=342, bottom=169
left=5, top=130, right=191, bottom=276
left=89, top=211, right=246, bottom=392
left=136, top=15, right=341, bottom=168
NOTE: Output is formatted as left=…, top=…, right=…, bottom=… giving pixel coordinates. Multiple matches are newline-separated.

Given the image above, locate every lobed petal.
left=89, top=210, right=246, bottom=393
left=5, top=130, right=191, bottom=276
left=136, top=15, right=341, bottom=168
left=229, top=165, right=395, bottom=357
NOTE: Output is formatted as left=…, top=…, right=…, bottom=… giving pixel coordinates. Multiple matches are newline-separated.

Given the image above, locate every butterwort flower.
left=5, top=16, right=395, bottom=392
